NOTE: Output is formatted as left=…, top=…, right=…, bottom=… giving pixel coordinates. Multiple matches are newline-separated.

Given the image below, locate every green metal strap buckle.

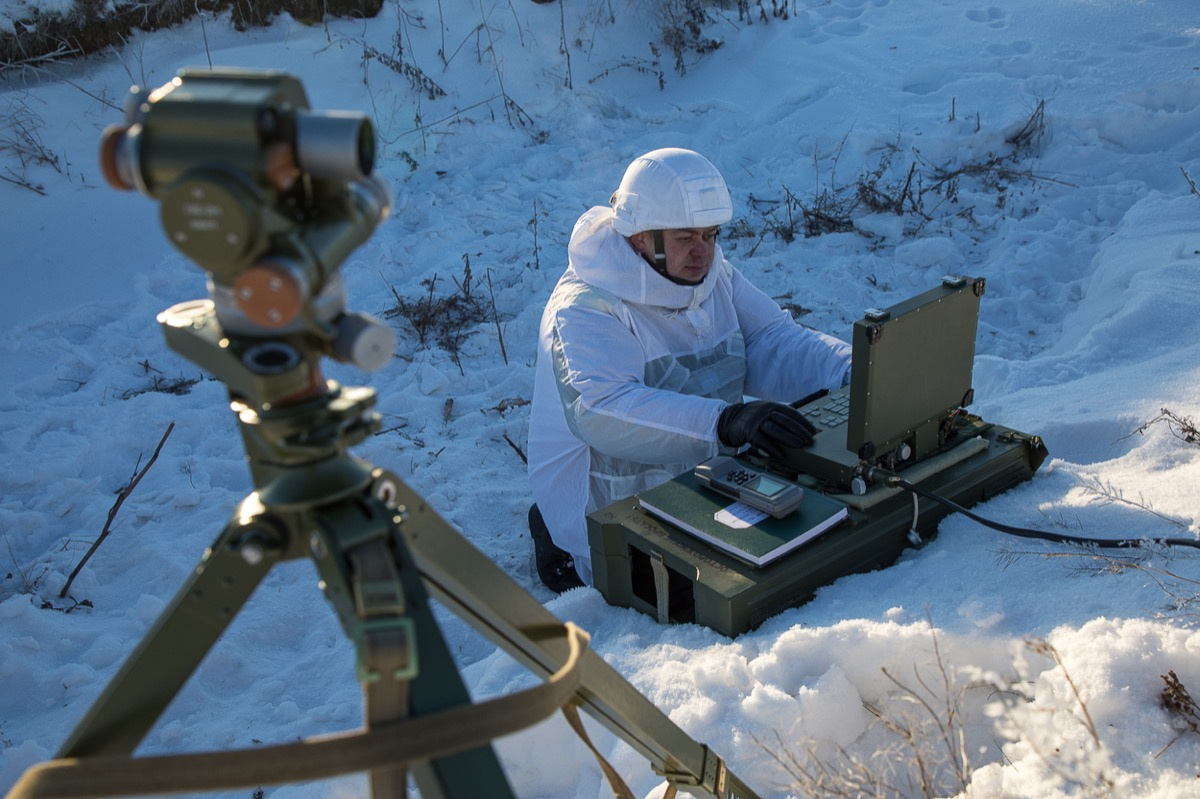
left=353, top=578, right=406, bottom=617
left=355, top=617, right=419, bottom=683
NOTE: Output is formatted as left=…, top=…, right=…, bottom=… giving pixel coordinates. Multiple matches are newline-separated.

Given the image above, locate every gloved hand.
left=716, top=400, right=818, bottom=459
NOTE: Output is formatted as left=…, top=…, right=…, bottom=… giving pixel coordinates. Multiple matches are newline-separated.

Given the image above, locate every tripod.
left=4, top=69, right=761, bottom=799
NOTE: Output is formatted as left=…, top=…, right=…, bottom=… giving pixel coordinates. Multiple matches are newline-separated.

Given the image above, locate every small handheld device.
left=695, top=456, right=805, bottom=518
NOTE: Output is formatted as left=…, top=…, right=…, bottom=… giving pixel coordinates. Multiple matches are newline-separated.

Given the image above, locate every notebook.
left=784, top=275, right=984, bottom=488
left=637, top=468, right=848, bottom=567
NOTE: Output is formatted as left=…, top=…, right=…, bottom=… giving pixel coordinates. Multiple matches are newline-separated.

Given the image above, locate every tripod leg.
left=404, top=600, right=514, bottom=799
left=57, top=510, right=279, bottom=758
left=365, top=677, right=410, bottom=797
left=312, top=499, right=516, bottom=799
left=391, top=488, right=763, bottom=799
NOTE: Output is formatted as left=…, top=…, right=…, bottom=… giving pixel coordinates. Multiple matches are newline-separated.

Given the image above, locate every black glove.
left=717, top=400, right=818, bottom=459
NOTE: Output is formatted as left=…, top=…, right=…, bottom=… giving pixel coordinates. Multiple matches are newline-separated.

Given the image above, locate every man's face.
left=633, top=227, right=719, bottom=284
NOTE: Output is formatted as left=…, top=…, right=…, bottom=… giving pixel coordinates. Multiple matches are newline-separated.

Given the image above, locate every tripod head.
left=100, top=68, right=394, bottom=407
left=99, top=69, right=397, bottom=498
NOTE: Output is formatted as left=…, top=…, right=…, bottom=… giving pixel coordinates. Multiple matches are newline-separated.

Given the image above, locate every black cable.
left=890, top=475, right=1200, bottom=550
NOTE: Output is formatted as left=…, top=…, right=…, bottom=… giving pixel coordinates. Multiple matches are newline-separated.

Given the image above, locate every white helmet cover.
left=610, top=148, right=733, bottom=236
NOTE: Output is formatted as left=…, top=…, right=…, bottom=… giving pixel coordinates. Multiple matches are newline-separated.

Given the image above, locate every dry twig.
left=60, top=421, right=175, bottom=598
left=486, top=268, right=508, bottom=364
left=502, top=433, right=526, bottom=464
left=1118, top=407, right=1199, bottom=447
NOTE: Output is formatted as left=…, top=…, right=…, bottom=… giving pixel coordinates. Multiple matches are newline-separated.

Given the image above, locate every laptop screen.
left=845, top=276, right=983, bottom=461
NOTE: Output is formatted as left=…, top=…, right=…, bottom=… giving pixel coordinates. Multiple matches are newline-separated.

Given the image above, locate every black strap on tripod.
left=7, top=623, right=592, bottom=799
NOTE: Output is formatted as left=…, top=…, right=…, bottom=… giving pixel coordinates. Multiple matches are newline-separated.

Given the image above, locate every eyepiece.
left=294, top=110, right=376, bottom=181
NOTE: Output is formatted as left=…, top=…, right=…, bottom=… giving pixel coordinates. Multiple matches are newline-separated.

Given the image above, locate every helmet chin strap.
left=647, top=229, right=702, bottom=286
left=651, top=230, right=668, bottom=273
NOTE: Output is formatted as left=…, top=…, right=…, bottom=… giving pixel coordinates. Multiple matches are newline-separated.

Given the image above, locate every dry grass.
left=1, top=0, right=384, bottom=71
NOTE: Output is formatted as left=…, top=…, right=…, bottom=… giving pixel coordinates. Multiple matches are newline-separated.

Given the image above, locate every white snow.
left=2, top=1, right=1200, bottom=797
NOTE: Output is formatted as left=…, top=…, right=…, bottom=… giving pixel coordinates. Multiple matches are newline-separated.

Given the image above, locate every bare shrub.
left=119, top=361, right=204, bottom=400
left=763, top=627, right=978, bottom=798
left=1159, top=670, right=1200, bottom=756
left=1119, top=407, right=1199, bottom=447
left=0, top=93, right=63, bottom=194
left=765, top=629, right=1123, bottom=798
left=383, top=260, right=491, bottom=373
left=361, top=41, right=447, bottom=101
left=726, top=101, right=1060, bottom=253
left=656, top=0, right=720, bottom=75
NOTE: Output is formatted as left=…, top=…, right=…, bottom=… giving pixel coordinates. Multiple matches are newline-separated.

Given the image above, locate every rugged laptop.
left=782, top=275, right=984, bottom=489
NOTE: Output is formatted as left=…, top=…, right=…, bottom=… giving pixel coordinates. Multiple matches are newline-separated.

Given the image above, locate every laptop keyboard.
left=801, top=393, right=850, bottom=428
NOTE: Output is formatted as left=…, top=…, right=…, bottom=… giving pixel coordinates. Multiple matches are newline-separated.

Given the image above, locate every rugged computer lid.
left=846, top=275, right=984, bottom=461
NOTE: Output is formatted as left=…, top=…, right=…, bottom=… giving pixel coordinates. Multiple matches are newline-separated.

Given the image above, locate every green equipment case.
left=587, top=418, right=1047, bottom=637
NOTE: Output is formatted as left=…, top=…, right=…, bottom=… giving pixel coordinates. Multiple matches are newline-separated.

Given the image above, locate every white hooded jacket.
left=528, top=206, right=852, bottom=583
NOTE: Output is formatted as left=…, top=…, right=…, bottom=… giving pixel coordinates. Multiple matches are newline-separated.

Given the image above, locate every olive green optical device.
left=6, top=69, right=760, bottom=799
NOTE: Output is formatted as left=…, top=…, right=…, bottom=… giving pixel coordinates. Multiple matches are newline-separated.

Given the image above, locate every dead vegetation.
left=0, top=92, right=64, bottom=194
left=361, top=40, right=446, bottom=102
left=760, top=631, right=979, bottom=798
left=1119, top=407, right=1199, bottom=447
left=1159, top=670, right=1200, bottom=756
left=59, top=421, right=175, bottom=601
left=381, top=257, right=511, bottom=374
left=1, top=0, right=384, bottom=70
left=763, top=630, right=1124, bottom=798
left=725, top=100, right=1058, bottom=255
left=657, top=0, right=721, bottom=76
left=588, top=0, right=792, bottom=89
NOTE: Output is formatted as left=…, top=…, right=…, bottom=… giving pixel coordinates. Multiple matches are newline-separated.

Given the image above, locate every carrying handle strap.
left=562, top=701, right=636, bottom=799
left=650, top=550, right=670, bottom=624
left=348, top=537, right=415, bottom=799
left=7, top=623, right=590, bottom=799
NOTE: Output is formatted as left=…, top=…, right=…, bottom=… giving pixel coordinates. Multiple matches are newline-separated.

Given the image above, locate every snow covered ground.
left=2, top=1, right=1199, bottom=797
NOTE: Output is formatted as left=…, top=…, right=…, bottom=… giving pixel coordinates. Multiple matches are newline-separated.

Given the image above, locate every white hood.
left=566, top=205, right=719, bottom=311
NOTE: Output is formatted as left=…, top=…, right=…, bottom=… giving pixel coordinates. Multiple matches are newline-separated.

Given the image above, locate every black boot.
left=528, top=504, right=584, bottom=593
